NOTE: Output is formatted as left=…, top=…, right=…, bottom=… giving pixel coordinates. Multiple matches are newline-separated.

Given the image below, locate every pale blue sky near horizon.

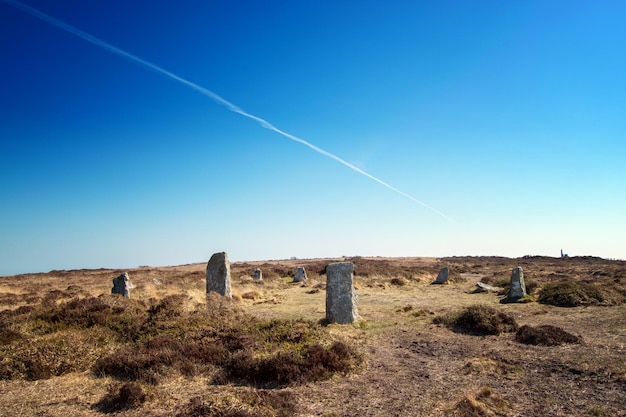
left=1, top=0, right=625, bottom=276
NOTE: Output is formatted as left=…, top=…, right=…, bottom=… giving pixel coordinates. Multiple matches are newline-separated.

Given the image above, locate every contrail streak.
left=3, top=0, right=452, bottom=221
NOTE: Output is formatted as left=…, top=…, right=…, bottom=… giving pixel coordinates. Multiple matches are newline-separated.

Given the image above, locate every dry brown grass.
left=1, top=256, right=625, bottom=416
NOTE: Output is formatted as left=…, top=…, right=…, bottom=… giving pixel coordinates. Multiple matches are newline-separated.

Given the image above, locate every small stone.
left=474, top=282, right=500, bottom=293
left=294, top=266, right=307, bottom=282
left=253, top=268, right=262, bottom=281
left=111, top=272, right=133, bottom=298
left=206, top=252, right=232, bottom=298
left=432, top=267, right=449, bottom=284
left=326, top=262, right=358, bottom=324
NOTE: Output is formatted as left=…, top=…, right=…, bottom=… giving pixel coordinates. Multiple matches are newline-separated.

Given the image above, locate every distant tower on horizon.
left=560, top=249, right=568, bottom=258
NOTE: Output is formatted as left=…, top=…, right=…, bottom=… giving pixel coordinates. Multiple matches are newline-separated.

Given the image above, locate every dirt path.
left=296, top=319, right=626, bottom=417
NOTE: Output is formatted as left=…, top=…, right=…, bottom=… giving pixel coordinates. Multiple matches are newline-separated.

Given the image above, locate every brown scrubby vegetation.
left=0, top=255, right=625, bottom=416
left=538, top=280, right=625, bottom=307
left=515, top=325, right=582, bottom=346
left=93, top=382, right=147, bottom=413
left=434, top=304, right=519, bottom=336
left=1, top=294, right=360, bottom=388
left=173, top=389, right=296, bottom=417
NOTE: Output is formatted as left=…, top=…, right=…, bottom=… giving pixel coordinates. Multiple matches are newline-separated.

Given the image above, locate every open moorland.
left=1, top=256, right=625, bottom=416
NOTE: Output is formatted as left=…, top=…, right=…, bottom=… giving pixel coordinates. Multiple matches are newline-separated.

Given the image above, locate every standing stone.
left=294, top=266, right=307, bottom=282
left=206, top=252, right=232, bottom=298
left=432, top=267, right=450, bottom=284
left=326, top=262, right=358, bottom=324
left=112, top=272, right=133, bottom=298
left=253, top=268, right=262, bottom=281
left=506, top=266, right=527, bottom=301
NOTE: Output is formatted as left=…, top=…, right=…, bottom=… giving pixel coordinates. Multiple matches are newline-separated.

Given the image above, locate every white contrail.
left=3, top=0, right=452, bottom=221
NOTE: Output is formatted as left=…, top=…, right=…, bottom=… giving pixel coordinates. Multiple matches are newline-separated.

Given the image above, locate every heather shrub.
left=1, top=330, right=108, bottom=380
left=31, top=295, right=148, bottom=341
left=1, top=293, right=361, bottom=387
left=538, top=281, right=624, bottom=307
left=434, top=304, right=518, bottom=336
left=224, top=341, right=359, bottom=387
left=94, top=382, right=147, bottom=412
left=515, top=325, right=582, bottom=346
left=348, top=257, right=418, bottom=279
left=390, top=277, right=407, bottom=286
left=0, top=326, right=22, bottom=345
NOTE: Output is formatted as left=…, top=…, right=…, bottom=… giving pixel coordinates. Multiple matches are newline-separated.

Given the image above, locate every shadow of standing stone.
left=206, top=252, right=232, bottom=299
left=326, top=262, right=358, bottom=324
left=432, top=267, right=450, bottom=284
left=111, top=272, right=133, bottom=298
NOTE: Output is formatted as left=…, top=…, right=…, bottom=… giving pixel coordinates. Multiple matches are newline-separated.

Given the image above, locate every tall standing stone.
left=432, top=267, right=450, bottom=284
left=326, top=262, right=358, bottom=324
left=294, top=266, right=307, bottom=282
left=206, top=252, right=232, bottom=298
left=112, top=272, right=133, bottom=298
left=505, top=266, right=527, bottom=301
left=253, top=268, right=262, bottom=281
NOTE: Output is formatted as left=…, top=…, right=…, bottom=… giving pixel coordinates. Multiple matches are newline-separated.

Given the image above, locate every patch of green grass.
left=501, top=294, right=534, bottom=304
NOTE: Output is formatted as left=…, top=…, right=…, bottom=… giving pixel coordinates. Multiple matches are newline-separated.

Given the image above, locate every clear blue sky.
left=1, top=0, right=625, bottom=275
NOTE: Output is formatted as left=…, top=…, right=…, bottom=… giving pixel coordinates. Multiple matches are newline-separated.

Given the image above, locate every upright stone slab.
left=206, top=252, right=232, bottom=298
left=506, top=266, right=527, bottom=300
left=326, top=262, right=358, bottom=324
left=112, top=272, right=133, bottom=298
left=253, top=268, right=262, bottom=281
left=294, top=266, right=307, bottom=282
left=433, top=267, right=450, bottom=284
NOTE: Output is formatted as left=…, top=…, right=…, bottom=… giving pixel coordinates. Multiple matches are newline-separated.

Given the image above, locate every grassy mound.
left=538, top=281, right=624, bottom=307
left=434, top=304, right=518, bottom=336
left=515, top=325, right=582, bottom=346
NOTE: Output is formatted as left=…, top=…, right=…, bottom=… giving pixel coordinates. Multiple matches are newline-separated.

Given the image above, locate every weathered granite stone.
left=506, top=266, right=527, bottom=300
left=326, top=262, right=358, bottom=324
left=474, top=282, right=501, bottom=293
left=206, top=252, right=232, bottom=298
left=112, top=272, right=133, bottom=298
left=253, top=268, right=262, bottom=281
left=433, top=267, right=450, bottom=284
left=294, top=267, right=307, bottom=282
